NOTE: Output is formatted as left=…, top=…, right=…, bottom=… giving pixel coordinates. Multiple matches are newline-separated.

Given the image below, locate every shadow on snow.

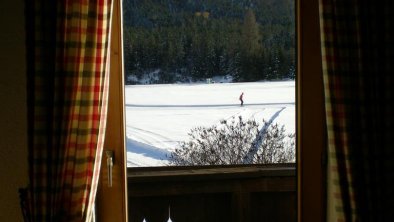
left=126, top=137, right=170, bottom=160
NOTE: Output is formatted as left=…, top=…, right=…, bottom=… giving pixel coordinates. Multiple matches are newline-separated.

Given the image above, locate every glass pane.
left=123, top=0, right=295, bottom=167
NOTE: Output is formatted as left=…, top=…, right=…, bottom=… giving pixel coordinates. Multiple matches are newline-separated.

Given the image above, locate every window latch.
left=106, top=150, right=114, bottom=187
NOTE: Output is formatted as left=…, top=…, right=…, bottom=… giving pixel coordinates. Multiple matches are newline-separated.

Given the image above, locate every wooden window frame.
left=297, top=0, right=326, bottom=221
left=96, top=0, right=326, bottom=221
left=95, top=0, right=128, bottom=221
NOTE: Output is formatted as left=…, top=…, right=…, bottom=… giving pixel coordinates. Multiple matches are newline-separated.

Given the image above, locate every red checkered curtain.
left=22, top=0, right=113, bottom=221
left=320, top=1, right=394, bottom=221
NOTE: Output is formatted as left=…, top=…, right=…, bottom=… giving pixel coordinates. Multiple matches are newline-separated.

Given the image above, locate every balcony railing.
left=127, top=163, right=296, bottom=222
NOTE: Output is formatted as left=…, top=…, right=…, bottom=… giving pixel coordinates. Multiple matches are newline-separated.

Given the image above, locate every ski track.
left=127, top=105, right=289, bottom=166
left=126, top=138, right=170, bottom=159
left=130, top=126, right=174, bottom=143
left=125, top=102, right=294, bottom=108
left=128, top=126, right=175, bottom=150
left=223, top=108, right=265, bottom=123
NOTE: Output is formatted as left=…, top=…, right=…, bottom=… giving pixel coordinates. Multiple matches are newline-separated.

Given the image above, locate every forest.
left=123, top=0, right=295, bottom=84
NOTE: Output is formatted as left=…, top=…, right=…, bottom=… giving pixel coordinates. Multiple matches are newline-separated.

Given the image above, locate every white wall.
left=0, top=0, right=28, bottom=221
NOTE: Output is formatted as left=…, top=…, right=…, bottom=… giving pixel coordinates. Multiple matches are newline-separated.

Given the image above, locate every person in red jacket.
left=239, top=92, right=244, bottom=106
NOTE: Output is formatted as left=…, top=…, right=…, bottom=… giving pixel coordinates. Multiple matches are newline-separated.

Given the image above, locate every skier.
left=239, top=92, right=244, bottom=106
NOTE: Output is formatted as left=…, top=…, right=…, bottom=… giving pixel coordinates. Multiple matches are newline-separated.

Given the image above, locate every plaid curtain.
left=22, top=0, right=113, bottom=221
left=320, top=1, right=394, bottom=221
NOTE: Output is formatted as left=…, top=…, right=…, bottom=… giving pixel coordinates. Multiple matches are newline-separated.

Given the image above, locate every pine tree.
left=240, top=9, right=262, bottom=81
left=241, top=9, right=262, bottom=57
left=122, top=0, right=295, bottom=83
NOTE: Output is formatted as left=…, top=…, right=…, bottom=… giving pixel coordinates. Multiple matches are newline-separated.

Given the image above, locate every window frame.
left=95, top=0, right=128, bottom=221
left=296, top=0, right=326, bottom=221
left=95, top=0, right=326, bottom=221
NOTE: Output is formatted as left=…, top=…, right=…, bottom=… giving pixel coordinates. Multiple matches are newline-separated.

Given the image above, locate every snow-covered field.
left=125, top=81, right=295, bottom=167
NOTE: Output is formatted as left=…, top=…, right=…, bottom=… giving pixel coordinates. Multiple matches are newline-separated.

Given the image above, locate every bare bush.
left=168, top=116, right=295, bottom=166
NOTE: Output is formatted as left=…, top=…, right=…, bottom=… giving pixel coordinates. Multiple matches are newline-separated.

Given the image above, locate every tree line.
left=123, top=0, right=295, bottom=84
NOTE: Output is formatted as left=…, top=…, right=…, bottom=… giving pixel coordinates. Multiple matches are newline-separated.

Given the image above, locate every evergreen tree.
left=240, top=9, right=263, bottom=81
left=122, top=0, right=295, bottom=84
left=241, top=9, right=261, bottom=57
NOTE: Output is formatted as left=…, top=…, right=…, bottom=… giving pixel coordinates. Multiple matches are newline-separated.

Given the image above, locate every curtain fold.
left=320, top=0, right=394, bottom=221
left=22, top=0, right=113, bottom=221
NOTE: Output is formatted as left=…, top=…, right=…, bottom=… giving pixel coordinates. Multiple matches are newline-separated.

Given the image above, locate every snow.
left=125, top=81, right=295, bottom=167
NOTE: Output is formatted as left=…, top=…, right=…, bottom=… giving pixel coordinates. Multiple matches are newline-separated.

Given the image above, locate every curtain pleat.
left=320, top=0, right=394, bottom=221
left=22, top=0, right=113, bottom=221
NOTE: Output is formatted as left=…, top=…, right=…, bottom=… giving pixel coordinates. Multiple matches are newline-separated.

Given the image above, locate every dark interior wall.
left=0, top=0, right=27, bottom=221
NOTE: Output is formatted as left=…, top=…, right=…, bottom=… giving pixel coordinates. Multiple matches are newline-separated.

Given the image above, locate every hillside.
left=123, top=0, right=295, bottom=84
